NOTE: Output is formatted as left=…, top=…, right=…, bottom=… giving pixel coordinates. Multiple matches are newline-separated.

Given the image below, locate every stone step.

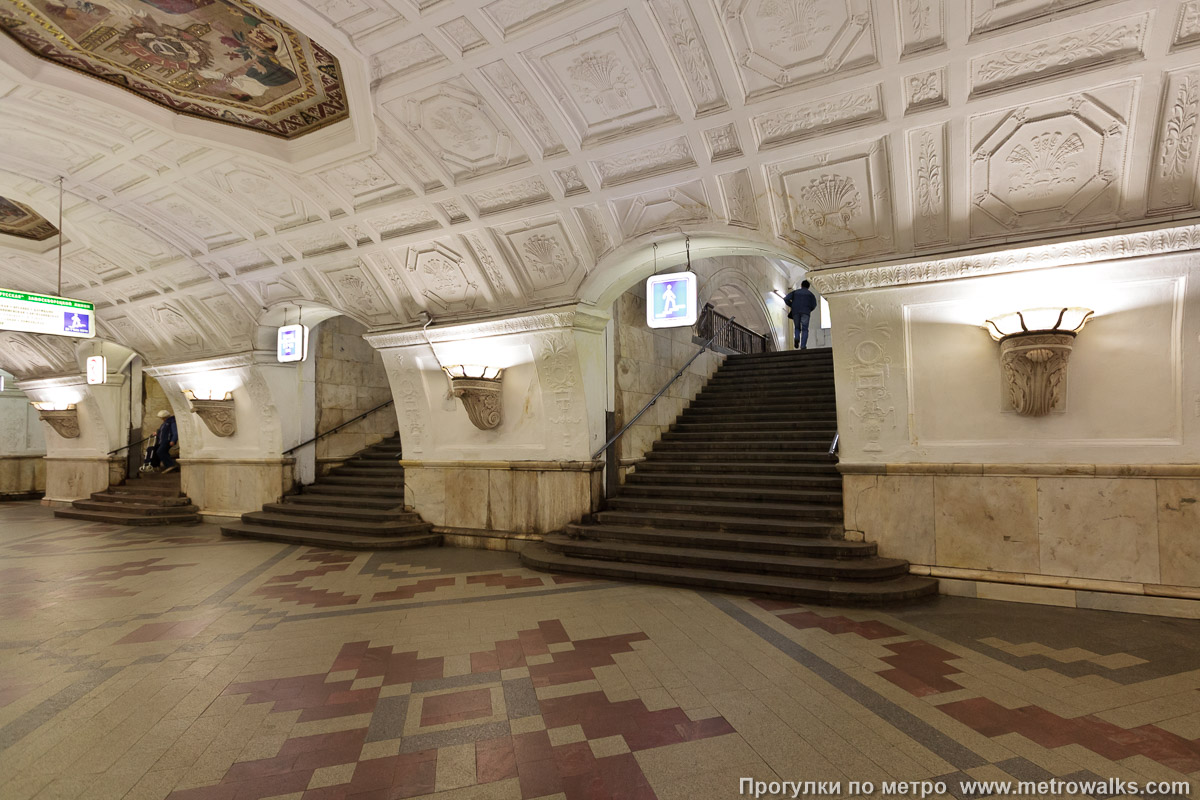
left=338, top=458, right=407, bottom=469
left=90, top=491, right=192, bottom=506
left=652, top=439, right=831, bottom=453
left=605, top=496, right=842, bottom=521
left=661, top=430, right=837, bottom=442
left=106, top=484, right=184, bottom=498
left=594, top=509, right=843, bottom=537
left=54, top=508, right=200, bottom=526
left=261, top=503, right=419, bottom=522
left=70, top=499, right=200, bottom=516
left=329, top=466, right=406, bottom=478
left=542, top=536, right=907, bottom=579
left=633, top=460, right=841, bottom=476
left=240, top=511, right=430, bottom=537
left=727, top=349, right=833, bottom=362
left=626, top=471, right=844, bottom=490
left=355, top=451, right=402, bottom=461
left=681, top=407, right=840, bottom=419
left=302, top=484, right=404, bottom=498
left=283, top=493, right=403, bottom=509
left=697, top=385, right=836, bottom=399
left=643, top=450, right=838, bottom=464
left=619, top=483, right=843, bottom=504
left=688, top=398, right=837, bottom=410
left=669, top=421, right=837, bottom=433
left=318, top=474, right=404, bottom=487
left=520, top=545, right=938, bottom=606
left=221, top=523, right=440, bottom=551
left=562, top=523, right=869, bottom=557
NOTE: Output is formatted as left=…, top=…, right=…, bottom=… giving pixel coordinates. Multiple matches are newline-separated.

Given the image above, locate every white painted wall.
left=829, top=252, right=1198, bottom=466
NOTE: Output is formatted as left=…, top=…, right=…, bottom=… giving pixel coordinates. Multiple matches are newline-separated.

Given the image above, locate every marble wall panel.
left=43, top=457, right=110, bottom=503
left=0, top=455, right=44, bottom=496
left=845, top=474, right=936, bottom=564
left=1156, top=479, right=1200, bottom=588
left=1037, top=477, right=1160, bottom=584
left=934, top=476, right=1040, bottom=573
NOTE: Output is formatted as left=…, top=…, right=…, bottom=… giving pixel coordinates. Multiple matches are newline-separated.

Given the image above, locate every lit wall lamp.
left=32, top=401, right=80, bottom=438
left=984, top=307, right=1094, bottom=417
left=183, top=388, right=236, bottom=437
left=442, top=365, right=504, bottom=430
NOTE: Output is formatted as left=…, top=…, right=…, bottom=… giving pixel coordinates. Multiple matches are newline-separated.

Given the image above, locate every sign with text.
left=0, top=289, right=95, bottom=338
left=645, top=271, right=698, bottom=329
left=277, top=324, right=308, bottom=363
left=86, top=355, right=107, bottom=385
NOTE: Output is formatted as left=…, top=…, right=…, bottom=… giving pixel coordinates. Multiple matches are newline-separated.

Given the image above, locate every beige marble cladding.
left=0, top=455, right=44, bottom=497
left=843, top=469, right=1200, bottom=600
left=1155, top=479, right=1200, bottom=588
left=315, top=317, right=394, bottom=462
left=42, top=456, right=111, bottom=504
left=1038, top=477, right=1160, bottom=584
left=181, top=458, right=295, bottom=518
left=934, top=476, right=1040, bottom=574
left=842, top=474, right=934, bottom=564
left=403, top=462, right=602, bottom=539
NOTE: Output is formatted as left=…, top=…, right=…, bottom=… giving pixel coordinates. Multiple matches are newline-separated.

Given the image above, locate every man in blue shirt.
left=151, top=409, right=179, bottom=474
left=784, top=280, right=818, bottom=349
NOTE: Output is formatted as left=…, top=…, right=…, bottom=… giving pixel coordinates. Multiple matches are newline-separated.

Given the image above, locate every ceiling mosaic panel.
left=0, top=0, right=348, bottom=138
left=0, top=195, right=56, bottom=240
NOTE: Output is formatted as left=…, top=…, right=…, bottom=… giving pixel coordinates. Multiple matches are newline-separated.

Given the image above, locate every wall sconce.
left=183, top=389, right=236, bottom=437
left=442, top=365, right=504, bottom=430
left=32, top=402, right=80, bottom=438
left=984, top=307, right=1093, bottom=417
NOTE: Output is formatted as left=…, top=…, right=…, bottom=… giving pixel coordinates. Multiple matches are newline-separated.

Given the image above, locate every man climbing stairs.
left=54, top=471, right=200, bottom=525
left=521, top=348, right=938, bottom=605
left=221, top=434, right=439, bottom=550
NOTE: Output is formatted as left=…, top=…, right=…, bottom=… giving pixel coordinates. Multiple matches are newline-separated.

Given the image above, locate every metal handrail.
left=110, top=435, right=153, bottom=457
left=828, top=432, right=839, bottom=456
left=696, top=303, right=769, bottom=354
left=592, top=316, right=736, bottom=460
left=284, top=399, right=395, bottom=456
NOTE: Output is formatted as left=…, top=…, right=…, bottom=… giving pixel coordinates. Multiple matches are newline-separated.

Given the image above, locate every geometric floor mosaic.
left=1, top=501, right=1197, bottom=799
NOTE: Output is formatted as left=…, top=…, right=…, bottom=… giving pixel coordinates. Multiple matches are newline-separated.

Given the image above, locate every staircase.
left=54, top=471, right=201, bottom=526
left=221, top=434, right=440, bottom=550
left=521, top=348, right=938, bottom=605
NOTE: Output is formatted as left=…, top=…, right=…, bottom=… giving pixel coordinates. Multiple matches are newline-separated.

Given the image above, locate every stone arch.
left=579, top=228, right=809, bottom=312
left=697, top=261, right=788, bottom=350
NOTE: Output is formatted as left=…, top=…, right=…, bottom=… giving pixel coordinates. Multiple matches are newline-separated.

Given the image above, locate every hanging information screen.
left=0, top=289, right=95, bottom=338
left=645, top=271, right=698, bottom=329
left=277, top=324, right=308, bottom=363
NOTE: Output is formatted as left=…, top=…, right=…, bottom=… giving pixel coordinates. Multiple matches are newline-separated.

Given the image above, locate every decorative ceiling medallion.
left=0, top=0, right=349, bottom=139
left=0, top=195, right=57, bottom=240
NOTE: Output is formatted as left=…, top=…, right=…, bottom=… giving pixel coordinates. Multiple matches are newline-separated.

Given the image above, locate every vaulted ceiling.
left=1, top=0, right=1198, bottom=375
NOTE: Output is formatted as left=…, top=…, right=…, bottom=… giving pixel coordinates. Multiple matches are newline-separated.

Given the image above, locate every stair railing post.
left=604, top=410, right=619, bottom=499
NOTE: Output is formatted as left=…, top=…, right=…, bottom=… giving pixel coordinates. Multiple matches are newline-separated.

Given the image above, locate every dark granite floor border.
left=706, top=593, right=988, bottom=772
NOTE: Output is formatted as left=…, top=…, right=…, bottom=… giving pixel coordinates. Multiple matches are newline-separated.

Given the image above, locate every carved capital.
left=997, top=332, right=1076, bottom=417
left=450, top=378, right=503, bottom=430
left=38, top=407, right=80, bottom=439
left=190, top=398, right=237, bottom=437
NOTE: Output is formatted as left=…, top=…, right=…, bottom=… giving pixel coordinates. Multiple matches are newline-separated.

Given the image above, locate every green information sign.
left=0, top=289, right=95, bottom=339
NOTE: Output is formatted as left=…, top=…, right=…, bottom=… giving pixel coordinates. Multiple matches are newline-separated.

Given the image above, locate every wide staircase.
left=55, top=471, right=201, bottom=525
left=221, top=434, right=440, bottom=550
left=521, top=348, right=938, bottom=605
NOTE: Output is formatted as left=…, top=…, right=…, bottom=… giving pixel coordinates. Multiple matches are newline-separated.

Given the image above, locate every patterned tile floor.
left=2, top=502, right=1199, bottom=800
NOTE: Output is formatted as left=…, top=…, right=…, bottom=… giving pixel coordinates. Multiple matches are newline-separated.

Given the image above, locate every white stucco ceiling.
left=1, top=0, right=1198, bottom=375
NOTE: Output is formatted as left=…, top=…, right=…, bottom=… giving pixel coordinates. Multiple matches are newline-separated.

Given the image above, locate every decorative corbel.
left=184, top=391, right=236, bottom=437
left=35, top=405, right=80, bottom=439
left=442, top=366, right=504, bottom=430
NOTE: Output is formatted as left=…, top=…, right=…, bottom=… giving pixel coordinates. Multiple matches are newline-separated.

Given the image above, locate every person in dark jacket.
left=784, top=280, right=818, bottom=349
left=151, top=409, right=179, bottom=473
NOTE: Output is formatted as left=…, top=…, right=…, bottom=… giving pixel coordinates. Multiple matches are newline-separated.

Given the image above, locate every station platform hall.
left=1, top=0, right=1200, bottom=798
